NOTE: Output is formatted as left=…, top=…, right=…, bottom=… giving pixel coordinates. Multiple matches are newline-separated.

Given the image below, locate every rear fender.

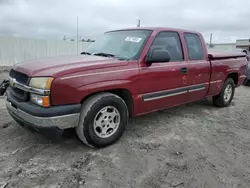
left=226, top=69, right=246, bottom=87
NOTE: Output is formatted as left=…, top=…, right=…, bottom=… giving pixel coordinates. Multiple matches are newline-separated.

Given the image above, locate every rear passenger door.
left=138, top=31, right=189, bottom=114
left=184, top=33, right=210, bottom=102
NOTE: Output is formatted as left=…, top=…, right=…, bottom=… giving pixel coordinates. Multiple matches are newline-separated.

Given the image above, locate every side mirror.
left=146, top=49, right=170, bottom=64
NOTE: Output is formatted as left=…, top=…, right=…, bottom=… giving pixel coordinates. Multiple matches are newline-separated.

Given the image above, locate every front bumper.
left=6, top=89, right=81, bottom=130
left=7, top=107, right=65, bottom=138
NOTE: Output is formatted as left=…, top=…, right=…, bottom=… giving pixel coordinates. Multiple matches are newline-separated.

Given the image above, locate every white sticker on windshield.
left=124, top=36, right=142, bottom=43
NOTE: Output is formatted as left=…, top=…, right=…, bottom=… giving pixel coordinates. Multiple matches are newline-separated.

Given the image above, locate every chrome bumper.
left=6, top=100, right=80, bottom=129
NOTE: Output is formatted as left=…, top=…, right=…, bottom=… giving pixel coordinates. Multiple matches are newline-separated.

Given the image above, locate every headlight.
left=29, top=77, right=54, bottom=89
left=30, top=93, right=50, bottom=107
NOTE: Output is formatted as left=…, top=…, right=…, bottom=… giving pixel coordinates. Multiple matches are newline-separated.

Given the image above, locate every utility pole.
left=137, top=19, right=140, bottom=27
left=249, top=38, right=250, bottom=51
left=209, top=33, right=213, bottom=48
left=76, top=16, right=79, bottom=54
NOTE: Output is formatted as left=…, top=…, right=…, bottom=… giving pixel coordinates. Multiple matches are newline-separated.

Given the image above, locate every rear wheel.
left=243, top=79, right=250, bottom=86
left=212, top=78, right=235, bottom=107
left=76, top=92, right=129, bottom=148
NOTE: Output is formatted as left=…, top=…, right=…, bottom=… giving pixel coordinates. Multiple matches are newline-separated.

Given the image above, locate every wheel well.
left=227, top=73, right=238, bottom=85
left=81, top=89, right=134, bottom=117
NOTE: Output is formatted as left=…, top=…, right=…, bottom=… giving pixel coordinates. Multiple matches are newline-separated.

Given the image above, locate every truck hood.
left=13, top=55, right=128, bottom=77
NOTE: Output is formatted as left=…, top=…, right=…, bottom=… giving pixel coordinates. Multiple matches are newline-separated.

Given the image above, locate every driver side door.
left=138, top=31, right=189, bottom=114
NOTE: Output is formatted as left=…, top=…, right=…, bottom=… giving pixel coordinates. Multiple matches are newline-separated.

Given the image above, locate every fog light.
left=30, top=94, right=50, bottom=107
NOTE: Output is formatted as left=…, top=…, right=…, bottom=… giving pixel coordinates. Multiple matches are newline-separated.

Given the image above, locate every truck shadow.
left=11, top=98, right=219, bottom=149
left=126, top=98, right=215, bottom=130
left=51, top=99, right=215, bottom=145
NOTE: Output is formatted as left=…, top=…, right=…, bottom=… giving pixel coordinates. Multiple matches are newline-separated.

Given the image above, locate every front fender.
left=51, top=79, right=138, bottom=106
left=77, top=80, right=134, bottom=100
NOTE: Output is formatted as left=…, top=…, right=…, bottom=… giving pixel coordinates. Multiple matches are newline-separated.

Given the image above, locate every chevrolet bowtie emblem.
left=9, top=78, right=16, bottom=87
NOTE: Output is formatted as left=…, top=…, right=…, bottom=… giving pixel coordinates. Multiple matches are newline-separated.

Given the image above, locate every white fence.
left=1, top=37, right=240, bottom=67
left=206, top=43, right=237, bottom=51
left=0, top=37, right=92, bottom=66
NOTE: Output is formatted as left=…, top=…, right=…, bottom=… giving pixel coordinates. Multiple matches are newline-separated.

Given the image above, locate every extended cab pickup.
left=4, top=27, right=247, bottom=148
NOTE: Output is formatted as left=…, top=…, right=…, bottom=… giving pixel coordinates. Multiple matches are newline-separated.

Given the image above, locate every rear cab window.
left=184, top=33, right=204, bottom=60
left=149, top=31, right=184, bottom=62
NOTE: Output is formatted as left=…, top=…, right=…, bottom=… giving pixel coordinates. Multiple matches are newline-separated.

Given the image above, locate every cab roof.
left=107, top=26, right=202, bottom=35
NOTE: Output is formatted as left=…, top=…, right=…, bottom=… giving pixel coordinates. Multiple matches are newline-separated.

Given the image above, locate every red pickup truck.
left=4, top=27, right=247, bottom=148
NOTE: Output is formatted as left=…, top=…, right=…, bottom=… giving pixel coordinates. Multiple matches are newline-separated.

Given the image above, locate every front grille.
left=9, top=69, right=29, bottom=101
left=9, top=69, right=29, bottom=85
left=10, top=87, right=29, bottom=102
left=12, top=87, right=24, bottom=96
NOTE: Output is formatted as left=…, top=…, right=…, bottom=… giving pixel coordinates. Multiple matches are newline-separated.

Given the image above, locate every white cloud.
left=0, top=0, right=249, bottom=42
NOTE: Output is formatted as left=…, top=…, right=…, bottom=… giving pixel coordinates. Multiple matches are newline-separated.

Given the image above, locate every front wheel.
left=212, top=78, right=235, bottom=107
left=76, top=92, right=129, bottom=148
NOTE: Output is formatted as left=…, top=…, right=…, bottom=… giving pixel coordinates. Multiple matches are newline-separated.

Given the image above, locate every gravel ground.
left=0, top=83, right=250, bottom=188
left=0, top=70, right=9, bottom=82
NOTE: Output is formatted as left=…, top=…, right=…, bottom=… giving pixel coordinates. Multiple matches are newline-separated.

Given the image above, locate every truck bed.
left=206, top=49, right=248, bottom=97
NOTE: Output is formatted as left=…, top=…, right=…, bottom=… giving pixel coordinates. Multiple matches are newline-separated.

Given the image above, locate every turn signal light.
left=30, top=94, right=50, bottom=108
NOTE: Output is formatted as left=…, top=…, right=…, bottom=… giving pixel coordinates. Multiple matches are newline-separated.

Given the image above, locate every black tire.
left=243, top=79, right=250, bottom=86
left=76, top=92, right=129, bottom=148
left=212, top=78, right=235, bottom=107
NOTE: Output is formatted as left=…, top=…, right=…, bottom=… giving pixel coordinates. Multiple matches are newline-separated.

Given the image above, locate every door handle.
left=180, top=67, right=188, bottom=73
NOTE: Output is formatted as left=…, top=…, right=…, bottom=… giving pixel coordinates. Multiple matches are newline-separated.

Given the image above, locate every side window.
left=149, top=31, right=184, bottom=62
left=184, top=33, right=204, bottom=60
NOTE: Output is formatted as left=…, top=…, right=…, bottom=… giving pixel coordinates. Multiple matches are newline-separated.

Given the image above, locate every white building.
left=236, top=39, right=250, bottom=50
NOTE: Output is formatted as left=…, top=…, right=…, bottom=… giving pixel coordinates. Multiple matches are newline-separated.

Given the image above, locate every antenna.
left=76, top=16, right=79, bottom=54
left=137, top=19, right=140, bottom=27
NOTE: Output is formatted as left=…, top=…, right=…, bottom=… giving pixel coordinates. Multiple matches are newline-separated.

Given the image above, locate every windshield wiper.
left=91, top=52, right=129, bottom=61
left=80, top=51, right=91, bottom=55
left=92, top=52, right=115, bottom=57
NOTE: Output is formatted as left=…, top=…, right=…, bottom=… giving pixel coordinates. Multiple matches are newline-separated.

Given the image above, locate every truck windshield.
left=86, top=30, right=152, bottom=60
